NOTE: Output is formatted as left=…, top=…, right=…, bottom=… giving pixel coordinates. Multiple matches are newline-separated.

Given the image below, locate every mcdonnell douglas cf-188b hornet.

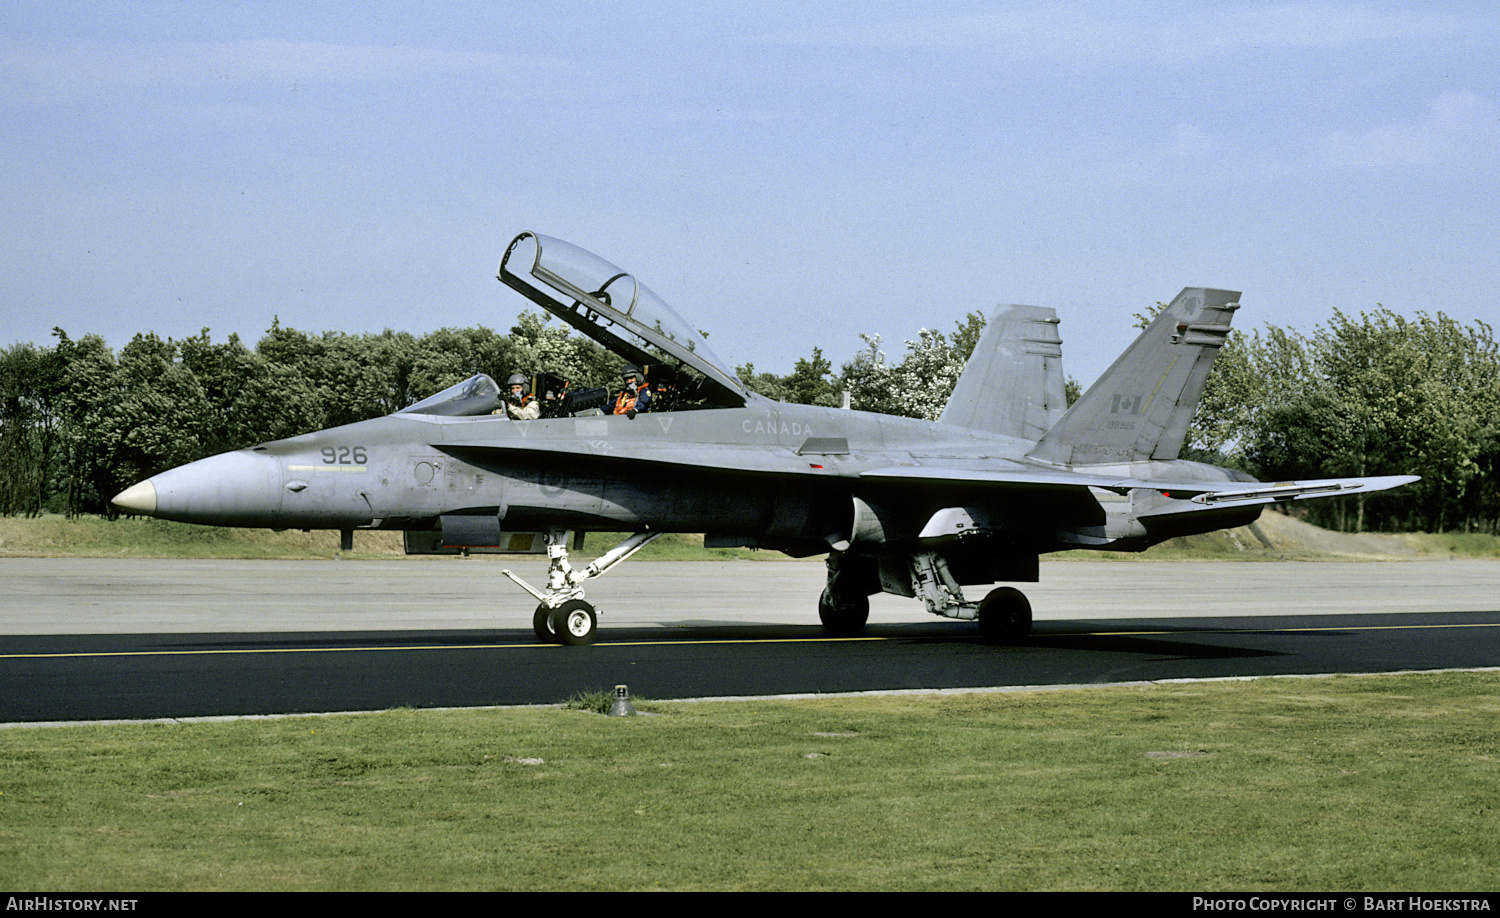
left=113, top=232, right=1416, bottom=645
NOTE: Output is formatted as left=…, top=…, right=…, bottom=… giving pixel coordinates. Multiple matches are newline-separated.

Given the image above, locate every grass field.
left=0, top=515, right=776, bottom=561
left=2, top=672, right=1497, bottom=891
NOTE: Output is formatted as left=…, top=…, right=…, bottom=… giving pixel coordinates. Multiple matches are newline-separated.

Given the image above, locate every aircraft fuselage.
left=121, top=398, right=1255, bottom=559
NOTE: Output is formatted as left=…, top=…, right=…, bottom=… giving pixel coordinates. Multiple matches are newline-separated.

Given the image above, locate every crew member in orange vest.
left=611, top=365, right=652, bottom=418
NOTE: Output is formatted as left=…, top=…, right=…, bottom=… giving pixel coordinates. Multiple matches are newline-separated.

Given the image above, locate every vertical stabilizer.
left=940, top=304, right=1065, bottom=439
left=1026, top=288, right=1239, bottom=465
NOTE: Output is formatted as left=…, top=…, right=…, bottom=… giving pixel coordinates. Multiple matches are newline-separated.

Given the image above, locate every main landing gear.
left=910, top=550, right=1032, bottom=642
left=974, top=586, right=1032, bottom=643
left=820, top=550, right=1032, bottom=643
left=504, top=531, right=661, bottom=645
left=817, top=586, right=870, bottom=636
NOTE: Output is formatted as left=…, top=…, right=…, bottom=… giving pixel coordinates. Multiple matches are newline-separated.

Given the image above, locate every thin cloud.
left=0, top=37, right=513, bottom=102
left=1322, top=91, right=1500, bottom=169
left=757, top=3, right=1476, bottom=60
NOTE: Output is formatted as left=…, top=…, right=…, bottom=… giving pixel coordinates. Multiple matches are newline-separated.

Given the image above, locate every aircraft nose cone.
left=111, top=480, right=157, bottom=515
left=112, top=449, right=282, bottom=526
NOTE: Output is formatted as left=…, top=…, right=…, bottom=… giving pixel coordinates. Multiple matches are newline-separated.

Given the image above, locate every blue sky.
left=4, top=2, right=1497, bottom=387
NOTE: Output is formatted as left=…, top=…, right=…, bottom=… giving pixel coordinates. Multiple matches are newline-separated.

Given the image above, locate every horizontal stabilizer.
left=1133, top=476, right=1421, bottom=532
left=1179, top=475, right=1420, bottom=507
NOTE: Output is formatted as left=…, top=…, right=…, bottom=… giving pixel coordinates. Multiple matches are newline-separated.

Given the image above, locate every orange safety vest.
left=613, top=386, right=650, bottom=415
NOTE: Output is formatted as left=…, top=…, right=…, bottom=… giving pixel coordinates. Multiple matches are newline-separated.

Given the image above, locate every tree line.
left=1195, top=309, right=1500, bottom=534
left=2, top=306, right=1496, bottom=533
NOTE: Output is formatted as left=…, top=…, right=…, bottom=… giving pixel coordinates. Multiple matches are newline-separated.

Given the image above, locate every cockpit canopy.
left=400, top=373, right=502, bottom=417
left=498, top=232, right=747, bottom=408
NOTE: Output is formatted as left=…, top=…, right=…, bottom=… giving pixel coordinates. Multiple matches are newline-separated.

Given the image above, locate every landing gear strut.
left=909, top=551, right=1031, bottom=643
left=504, top=530, right=661, bottom=645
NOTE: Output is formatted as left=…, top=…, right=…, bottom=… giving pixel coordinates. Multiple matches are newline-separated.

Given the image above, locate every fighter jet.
left=112, top=232, right=1417, bottom=645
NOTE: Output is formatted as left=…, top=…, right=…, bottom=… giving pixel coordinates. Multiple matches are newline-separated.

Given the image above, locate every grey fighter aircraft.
left=112, top=232, right=1417, bottom=645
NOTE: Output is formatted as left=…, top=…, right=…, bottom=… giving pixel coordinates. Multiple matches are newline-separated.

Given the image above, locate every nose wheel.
left=507, top=531, right=660, bottom=645
left=532, top=604, right=557, bottom=642
left=548, top=599, right=598, bottom=646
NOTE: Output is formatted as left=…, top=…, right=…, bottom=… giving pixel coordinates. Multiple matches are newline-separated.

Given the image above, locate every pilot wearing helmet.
left=503, top=373, right=541, bottom=420
left=611, top=364, right=652, bottom=418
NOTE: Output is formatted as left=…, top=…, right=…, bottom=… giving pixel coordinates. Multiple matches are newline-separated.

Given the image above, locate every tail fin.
left=1026, top=288, right=1239, bottom=465
left=940, top=304, right=1066, bottom=439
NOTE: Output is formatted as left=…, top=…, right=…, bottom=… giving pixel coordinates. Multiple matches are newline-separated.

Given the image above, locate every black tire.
left=818, top=587, right=870, bottom=636
left=533, top=604, right=557, bottom=643
left=549, top=599, right=598, bottom=646
left=977, top=587, right=1032, bottom=643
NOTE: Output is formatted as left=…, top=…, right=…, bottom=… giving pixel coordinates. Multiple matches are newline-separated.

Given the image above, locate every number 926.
left=321, top=446, right=368, bottom=465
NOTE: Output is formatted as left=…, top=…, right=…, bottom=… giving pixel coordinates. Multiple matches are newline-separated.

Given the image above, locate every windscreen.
left=399, top=374, right=503, bottom=417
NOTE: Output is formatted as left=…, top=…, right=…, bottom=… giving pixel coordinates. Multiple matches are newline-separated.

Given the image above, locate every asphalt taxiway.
left=3, top=557, right=1499, bottom=722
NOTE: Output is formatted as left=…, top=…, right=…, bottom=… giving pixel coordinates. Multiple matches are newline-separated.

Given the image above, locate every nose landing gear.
left=506, top=530, right=661, bottom=645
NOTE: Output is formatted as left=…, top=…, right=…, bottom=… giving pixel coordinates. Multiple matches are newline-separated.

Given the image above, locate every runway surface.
left=4, top=557, right=1499, bottom=723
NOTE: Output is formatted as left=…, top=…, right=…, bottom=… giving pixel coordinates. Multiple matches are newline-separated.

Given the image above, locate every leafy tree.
left=258, top=323, right=423, bottom=430
left=739, top=346, right=843, bottom=407
left=783, top=347, right=839, bottom=407
left=736, top=362, right=788, bottom=401
left=177, top=330, right=259, bottom=455
left=110, top=333, right=213, bottom=487
left=506, top=313, right=615, bottom=390
left=229, top=362, right=325, bottom=446
left=840, top=334, right=902, bottom=416
left=1244, top=309, right=1500, bottom=531
left=49, top=330, right=123, bottom=516
left=0, top=344, right=58, bottom=516
left=949, top=311, right=987, bottom=363
left=840, top=312, right=986, bottom=420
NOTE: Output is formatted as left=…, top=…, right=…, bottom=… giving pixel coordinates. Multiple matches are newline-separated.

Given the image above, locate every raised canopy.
left=498, top=232, right=747, bottom=407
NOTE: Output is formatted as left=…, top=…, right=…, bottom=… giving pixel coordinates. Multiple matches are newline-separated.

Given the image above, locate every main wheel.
left=818, top=587, right=870, bottom=636
left=533, top=604, right=558, bottom=643
left=977, top=587, right=1032, bottom=643
left=549, top=599, right=598, bottom=646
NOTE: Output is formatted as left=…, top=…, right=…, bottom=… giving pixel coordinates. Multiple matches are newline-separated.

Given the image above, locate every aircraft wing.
left=433, top=427, right=1417, bottom=509
left=861, top=466, right=1420, bottom=504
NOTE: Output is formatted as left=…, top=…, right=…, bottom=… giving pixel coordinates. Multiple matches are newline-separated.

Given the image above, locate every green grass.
left=0, top=516, right=787, bottom=561
left=585, top=531, right=790, bottom=561
left=0, top=514, right=406, bottom=560
left=2, top=672, right=1497, bottom=891
left=1427, top=531, right=1500, bottom=558
left=560, top=688, right=659, bottom=715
